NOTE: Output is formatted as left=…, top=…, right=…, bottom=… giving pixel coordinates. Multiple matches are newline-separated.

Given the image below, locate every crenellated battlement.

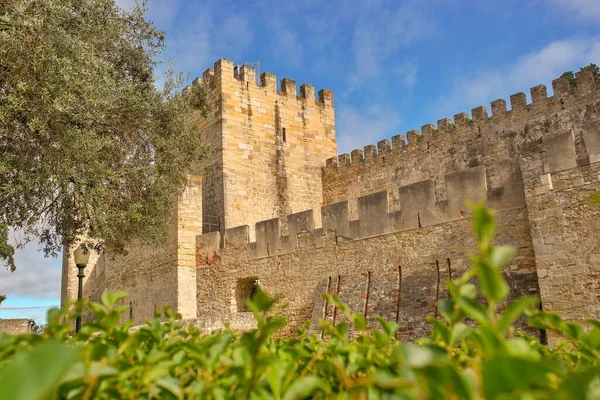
left=184, top=59, right=334, bottom=106
left=323, top=67, right=599, bottom=172
left=64, top=56, right=600, bottom=333
left=186, top=59, right=337, bottom=241
left=197, top=158, right=529, bottom=261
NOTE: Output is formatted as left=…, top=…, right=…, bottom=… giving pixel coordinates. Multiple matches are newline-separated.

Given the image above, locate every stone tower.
left=61, top=59, right=337, bottom=322
left=198, top=59, right=337, bottom=238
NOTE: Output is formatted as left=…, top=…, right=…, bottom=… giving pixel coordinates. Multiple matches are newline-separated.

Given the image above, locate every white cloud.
left=0, top=240, right=61, bottom=300
left=336, top=104, right=402, bottom=154
left=431, top=37, right=600, bottom=119
left=347, top=2, right=429, bottom=90
left=549, top=0, right=600, bottom=21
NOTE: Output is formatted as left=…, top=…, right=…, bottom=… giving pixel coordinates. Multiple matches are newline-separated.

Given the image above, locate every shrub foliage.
left=0, top=205, right=599, bottom=399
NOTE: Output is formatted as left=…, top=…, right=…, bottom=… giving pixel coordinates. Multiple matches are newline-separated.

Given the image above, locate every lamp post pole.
left=73, top=244, right=90, bottom=334
left=75, top=263, right=86, bottom=333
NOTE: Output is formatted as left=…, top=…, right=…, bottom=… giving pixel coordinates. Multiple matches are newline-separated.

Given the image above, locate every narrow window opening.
left=235, top=277, right=259, bottom=312
left=446, top=258, right=452, bottom=279
left=129, top=301, right=133, bottom=320
left=282, top=127, right=287, bottom=142
left=417, top=211, right=422, bottom=228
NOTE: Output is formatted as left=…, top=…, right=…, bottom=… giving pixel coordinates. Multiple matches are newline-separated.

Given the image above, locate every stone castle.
left=62, top=59, right=600, bottom=339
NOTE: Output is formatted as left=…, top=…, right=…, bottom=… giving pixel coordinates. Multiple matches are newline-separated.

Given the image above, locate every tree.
left=0, top=0, right=210, bottom=271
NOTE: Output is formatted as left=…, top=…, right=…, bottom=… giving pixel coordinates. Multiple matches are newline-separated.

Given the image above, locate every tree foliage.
left=0, top=206, right=598, bottom=399
left=0, top=0, right=210, bottom=271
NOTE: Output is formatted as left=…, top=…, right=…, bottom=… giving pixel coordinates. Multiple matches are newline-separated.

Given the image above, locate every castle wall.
left=318, top=68, right=600, bottom=324
left=194, top=73, right=225, bottom=234
left=61, top=61, right=600, bottom=333
left=196, top=207, right=537, bottom=339
left=0, top=319, right=32, bottom=335
left=196, top=168, right=538, bottom=338
left=196, top=67, right=600, bottom=334
left=200, top=60, right=337, bottom=238
left=321, top=71, right=597, bottom=222
left=104, top=174, right=202, bottom=324
left=103, top=219, right=179, bottom=324
left=60, top=175, right=203, bottom=325
left=524, top=162, right=600, bottom=322
left=518, top=72, right=600, bottom=322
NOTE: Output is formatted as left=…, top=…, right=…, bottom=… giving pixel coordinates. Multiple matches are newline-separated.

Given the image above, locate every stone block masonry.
left=197, top=60, right=337, bottom=239
left=62, top=60, right=600, bottom=337
left=197, top=206, right=538, bottom=338
left=196, top=65, right=600, bottom=334
left=0, top=319, right=33, bottom=335
left=62, top=175, right=202, bottom=325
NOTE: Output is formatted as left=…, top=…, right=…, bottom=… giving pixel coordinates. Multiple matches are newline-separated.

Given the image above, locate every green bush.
left=0, top=205, right=599, bottom=399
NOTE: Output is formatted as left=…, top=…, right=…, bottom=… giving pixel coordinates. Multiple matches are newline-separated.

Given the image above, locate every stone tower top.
left=189, top=59, right=337, bottom=239
left=185, top=59, right=334, bottom=107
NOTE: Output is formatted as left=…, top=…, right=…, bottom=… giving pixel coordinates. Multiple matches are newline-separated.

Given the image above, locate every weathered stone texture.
left=62, top=175, right=202, bottom=325
left=524, top=162, right=600, bottom=322
left=197, top=208, right=537, bottom=338
left=61, top=61, right=600, bottom=337
left=205, top=59, right=337, bottom=239
left=0, top=319, right=32, bottom=335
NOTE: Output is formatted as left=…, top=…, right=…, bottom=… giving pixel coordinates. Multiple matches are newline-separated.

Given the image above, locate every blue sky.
left=1, top=0, right=599, bottom=324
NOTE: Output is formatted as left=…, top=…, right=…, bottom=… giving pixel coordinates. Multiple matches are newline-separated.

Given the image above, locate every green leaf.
left=402, top=343, right=446, bottom=368
left=498, top=296, right=538, bottom=332
left=489, top=246, right=516, bottom=269
left=563, top=322, right=584, bottom=341
left=156, top=377, right=184, bottom=398
left=458, top=283, right=477, bottom=299
left=351, top=313, right=366, bottom=331
left=476, top=259, right=509, bottom=303
left=246, top=289, right=276, bottom=314
left=337, top=322, right=349, bottom=336
left=472, top=203, right=496, bottom=248
left=556, top=368, right=600, bottom=400
left=266, top=359, right=290, bottom=398
left=482, top=357, right=555, bottom=399
left=429, top=318, right=451, bottom=344
left=449, top=323, right=471, bottom=346
left=455, top=296, right=489, bottom=325
left=376, top=316, right=399, bottom=337
left=0, top=342, right=80, bottom=400
left=100, top=290, right=128, bottom=307
left=282, top=376, right=323, bottom=400
left=418, top=364, right=475, bottom=400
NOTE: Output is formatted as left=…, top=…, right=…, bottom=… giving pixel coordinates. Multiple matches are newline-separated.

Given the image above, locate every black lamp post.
left=73, top=244, right=90, bottom=333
